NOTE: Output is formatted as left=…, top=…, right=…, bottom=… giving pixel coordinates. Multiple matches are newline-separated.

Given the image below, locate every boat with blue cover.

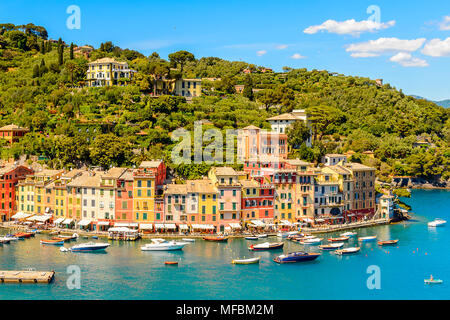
left=273, top=252, right=321, bottom=264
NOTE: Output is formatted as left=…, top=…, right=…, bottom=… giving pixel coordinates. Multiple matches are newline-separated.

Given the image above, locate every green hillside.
left=0, top=23, right=449, bottom=181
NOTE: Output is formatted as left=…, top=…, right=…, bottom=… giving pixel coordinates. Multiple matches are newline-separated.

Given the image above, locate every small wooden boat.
left=335, top=247, right=361, bottom=255
left=300, top=238, right=323, bottom=245
left=14, top=232, right=33, bottom=239
left=273, top=252, right=321, bottom=264
left=358, top=236, right=377, bottom=242
left=378, top=240, right=399, bottom=246
left=245, top=236, right=259, bottom=240
left=249, top=242, right=284, bottom=251
left=319, top=243, right=345, bottom=251
left=203, top=236, right=228, bottom=242
left=328, top=236, right=350, bottom=242
left=40, top=239, right=65, bottom=246
left=164, top=261, right=179, bottom=266
left=232, top=257, right=261, bottom=265
left=56, top=233, right=79, bottom=241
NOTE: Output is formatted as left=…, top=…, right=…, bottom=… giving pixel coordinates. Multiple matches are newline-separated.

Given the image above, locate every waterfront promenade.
left=0, top=218, right=390, bottom=239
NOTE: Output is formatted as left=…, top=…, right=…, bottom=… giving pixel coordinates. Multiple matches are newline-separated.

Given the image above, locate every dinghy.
left=358, top=236, right=377, bottom=242
left=328, top=236, right=350, bottom=242
left=249, top=242, right=284, bottom=251
left=231, top=257, right=261, bottom=265
left=182, top=238, right=195, bottom=242
left=378, top=240, right=399, bottom=246
left=40, top=239, right=65, bottom=246
left=203, top=236, right=228, bottom=242
left=340, top=232, right=357, bottom=237
left=319, top=243, right=344, bottom=251
left=245, top=236, right=259, bottom=240
left=335, top=247, right=361, bottom=255
left=300, top=238, right=322, bottom=245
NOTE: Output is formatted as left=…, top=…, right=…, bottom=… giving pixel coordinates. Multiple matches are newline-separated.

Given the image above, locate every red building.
left=115, top=169, right=134, bottom=223
left=0, top=164, right=33, bottom=221
left=241, top=179, right=275, bottom=221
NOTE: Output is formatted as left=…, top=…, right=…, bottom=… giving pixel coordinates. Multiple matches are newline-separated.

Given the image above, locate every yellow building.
left=86, top=57, right=136, bottom=87
left=173, top=79, right=202, bottom=98
left=16, top=175, right=35, bottom=214
left=133, top=161, right=165, bottom=223
left=186, top=179, right=218, bottom=226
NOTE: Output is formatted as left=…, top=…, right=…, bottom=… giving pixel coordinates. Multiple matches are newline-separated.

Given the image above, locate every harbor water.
left=0, top=189, right=449, bottom=300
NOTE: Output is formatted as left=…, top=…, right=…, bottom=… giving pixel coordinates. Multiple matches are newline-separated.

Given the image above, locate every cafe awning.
left=11, top=212, right=32, bottom=220
left=108, top=227, right=137, bottom=233
left=62, top=218, right=73, bottom=224
left=280, top=220, right=293, bottom=226
left=78, top=219, right=92, bottom=227
left=229, top=223, right=242, bottom=229
left=97, top=221, right=111, bottom=226
left=154, top=224, right=165, bottom=229
left=250, top=220, right=266, bottom=227
left=164, top=223, right=176, bottom=230
left=178, top=224, right=188, bottom=230
left=114, top=222, right=138, bottom=228
left=54, top=217, right=65, bottom=224
left=139, top=224, right=153, bottom=230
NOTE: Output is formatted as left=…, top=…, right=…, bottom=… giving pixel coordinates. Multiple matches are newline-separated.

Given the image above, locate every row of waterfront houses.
left=0, top=154, right=386, bottom=233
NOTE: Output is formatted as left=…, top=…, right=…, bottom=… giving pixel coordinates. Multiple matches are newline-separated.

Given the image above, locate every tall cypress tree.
left=58, top=38, right=63, bottom=65
left=243, top=74, right=254, bottom=101
left=69, top=42, right=74, bottom=60
left=40, top=41, right=45, bottom=54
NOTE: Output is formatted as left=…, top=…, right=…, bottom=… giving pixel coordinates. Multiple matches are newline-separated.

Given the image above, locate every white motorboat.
left=300, top=238, right=323, bottom=245
left=141, top=239, right=187, bottom=251
left=60, top=247, right=70, bottom=253
left=340, top=232, right=357, bottom=237
left=428, top=219, right=447, bottom=228
left=277, top=231, right=298, bottom=238
left=257, top=234, right=268, bottom=239
left=70, top=242, right=110, bottom=252
left=0, top=236, right=16, bottom=242
left=182, top=238, right=196, bottom=242
left=319, top=243, right=345, bottom=250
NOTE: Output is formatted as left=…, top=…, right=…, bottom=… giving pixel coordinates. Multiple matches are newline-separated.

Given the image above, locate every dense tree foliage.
left=0, top=23, right=448, bottom=181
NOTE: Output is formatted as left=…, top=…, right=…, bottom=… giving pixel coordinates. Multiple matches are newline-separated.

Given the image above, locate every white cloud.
left=257, top=50, right=267, bottom=56
left=276, top=44, right=288, bottom=50
left=291, top=53, right=306, bottom=59
left=439, top=16, right=450, bottom=30
left=350, top=52, right=380, bottom=58
left=422, top=37, right=450, bottom=57
left=390, top=52, right=428, bottom=67
left=304, top=19, right=395, bottom=36
left=346, top=37, right=427, bottom=56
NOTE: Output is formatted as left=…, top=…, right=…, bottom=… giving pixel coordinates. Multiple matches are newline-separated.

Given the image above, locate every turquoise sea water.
left=0, top=189, right=449, bottom=300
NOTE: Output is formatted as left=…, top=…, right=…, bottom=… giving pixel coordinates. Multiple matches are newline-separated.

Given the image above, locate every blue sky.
left=1, top=0, right=450, bottom=100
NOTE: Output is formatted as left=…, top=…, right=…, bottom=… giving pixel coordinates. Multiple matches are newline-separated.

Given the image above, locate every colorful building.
left=0, top=164, right=33, bottom=221
left=86, top=57, right=136, bottom=87
left=133, top=161, right=166, bottom=224
left=173, top=79, right=202, bottom=98
left=0, top=124, right=29, bottom=145
left=208, top=167, right=242, bottom=233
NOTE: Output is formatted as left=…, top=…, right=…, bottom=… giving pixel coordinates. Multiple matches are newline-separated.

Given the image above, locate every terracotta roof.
left=0, top=165, right=16, bottom=176
left=285, top=159, right=311, bottom=167
left=213, top=167, right=237, bottom=176
left=139, top=161, right=163, bottom=168
left=0, top=124, right=29, bottom=131
left=89, top=57, right=127, bottom=65
left=67, top=172, right=102, bottom=187
left=165, top=184, right=188, bottom=195
left=103, top=167, right=127, bottom=179
left=242, top=125, right=261, bottom=130
left=62, top=169, right=84, bottom=179
left=345, top=162, right=376, bottom=171
left=266, top=113, right=299, bottom=121
left=34, top=169, right=64, bottom=177
left=240, top=179, right=260, bottom=188
left=186, top=180, right=218, bottom=194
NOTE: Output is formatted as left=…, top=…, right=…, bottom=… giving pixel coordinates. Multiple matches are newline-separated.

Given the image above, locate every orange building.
left=0, top=124, right=29, bottom=145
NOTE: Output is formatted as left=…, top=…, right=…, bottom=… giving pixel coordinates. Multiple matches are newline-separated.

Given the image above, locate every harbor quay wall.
left=0, top=219, right=390, bottom=239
